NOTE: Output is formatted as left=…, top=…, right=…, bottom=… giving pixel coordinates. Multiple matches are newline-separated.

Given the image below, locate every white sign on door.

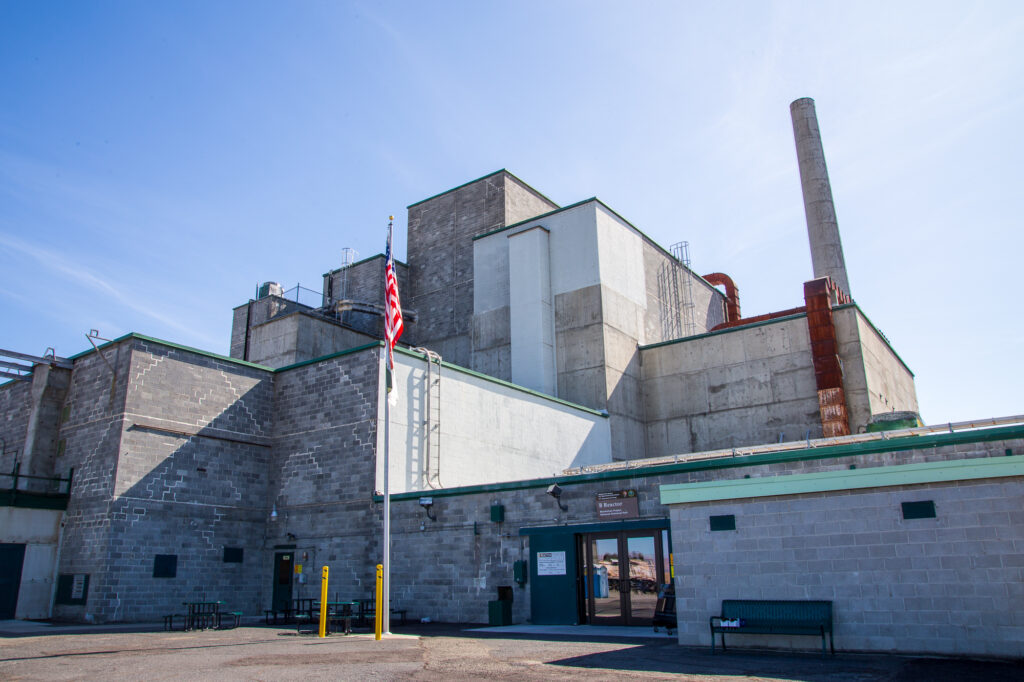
left=536, top=551, right=566, bottom=576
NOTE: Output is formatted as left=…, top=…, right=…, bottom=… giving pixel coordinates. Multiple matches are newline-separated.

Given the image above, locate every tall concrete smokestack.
left=790, top=97, right=851, bottom=296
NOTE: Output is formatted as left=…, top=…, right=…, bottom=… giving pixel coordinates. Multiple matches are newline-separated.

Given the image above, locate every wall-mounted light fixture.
left=546, top=484, right=568, bottom=511
left=419, top=497, right=436, bottom=521
left=270, top=503, right=278, bottom=521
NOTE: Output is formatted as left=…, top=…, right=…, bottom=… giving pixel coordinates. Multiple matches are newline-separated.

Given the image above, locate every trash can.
left=488, top=599, right=512, bottom=626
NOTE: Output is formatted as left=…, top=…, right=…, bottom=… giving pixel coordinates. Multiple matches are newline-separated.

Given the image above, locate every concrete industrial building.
left=2, top=99, right=1021, bottom=658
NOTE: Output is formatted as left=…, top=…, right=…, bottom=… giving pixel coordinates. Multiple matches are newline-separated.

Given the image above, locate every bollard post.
left=319, top=566, right=329, bottom=638
left=375, top=563, right=383, bottom=640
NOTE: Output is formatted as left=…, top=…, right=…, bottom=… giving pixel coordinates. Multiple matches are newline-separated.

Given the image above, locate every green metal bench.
left=710, top=600, right=834, bottom=655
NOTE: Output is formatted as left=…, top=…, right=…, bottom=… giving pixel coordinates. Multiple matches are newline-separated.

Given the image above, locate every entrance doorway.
left=578, top=529, right=669, bottom=626
left=0, top=544, right=26, bottom=619
left=272, top=551, right=294, bottom=611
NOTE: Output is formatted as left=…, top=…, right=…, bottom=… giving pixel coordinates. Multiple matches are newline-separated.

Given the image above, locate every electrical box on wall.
left=513, top=559, right=527, bottom=586
left=490, top=504, right=505, bottom=523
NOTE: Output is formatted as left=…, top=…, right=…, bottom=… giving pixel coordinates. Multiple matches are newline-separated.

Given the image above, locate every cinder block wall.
left=670, top=477, right=1024, bottom=657
left=374, top=434, right=1022, bottom=637
left=56, top=338, right=274, bottom=622
left=266, top=347, right=382, bottom=600
left=407, top=171, right=556, bottom=368
left=53, top=342, right=134, bottom=622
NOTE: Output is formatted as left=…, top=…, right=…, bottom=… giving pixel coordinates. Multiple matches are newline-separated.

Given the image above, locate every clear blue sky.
left=1, top=1, right=1021, bottom=425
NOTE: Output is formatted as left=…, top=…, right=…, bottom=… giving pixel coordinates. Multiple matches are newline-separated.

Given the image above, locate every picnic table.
left=296, top=601, right=358, bottom=635
left=183, top=601, right=221, bottom=631
left=356, top=598, right=408, bottom=627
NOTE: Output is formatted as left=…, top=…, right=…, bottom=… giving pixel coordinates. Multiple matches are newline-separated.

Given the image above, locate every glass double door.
left=578, top=529, right=669, bottom=626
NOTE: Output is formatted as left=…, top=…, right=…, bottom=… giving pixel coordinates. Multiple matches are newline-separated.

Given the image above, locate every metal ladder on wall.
left=670, top=241, right=697, bottom=338
left=415, top=348, right=443, bottom=489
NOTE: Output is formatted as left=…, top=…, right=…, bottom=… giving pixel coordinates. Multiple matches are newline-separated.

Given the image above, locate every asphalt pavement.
left=0, top=620, right=1020, bottom=681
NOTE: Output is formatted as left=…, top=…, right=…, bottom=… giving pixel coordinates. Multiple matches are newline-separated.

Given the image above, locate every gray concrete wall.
left=642, top=240, right=726, bottom=344
left=229, top=295, right=310, bottom=361
left=267, top=345, right=382, bottom=602
left=21, top=365, right=71, bottom=479
left=52, top=341, right=133, bottom=622
left=0, top=379, right=33, bottom=474
left=669, top=476, right=1022, bottom=657
left=641, top=316, right=823, bottom=455
left=322, top=256, right=410, bottom=338
left=408, top=171, right=556, bottom=368
left=55, top=338, right=274, bottom=623
left=473, top=200, right=730, bottom=461
left=246, top=311, right=376, bottom=369
left=833, top=306, right=919, bottom=432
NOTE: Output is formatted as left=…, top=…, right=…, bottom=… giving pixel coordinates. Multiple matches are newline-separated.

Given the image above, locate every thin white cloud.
left=0, top=231, right=220, bottom=348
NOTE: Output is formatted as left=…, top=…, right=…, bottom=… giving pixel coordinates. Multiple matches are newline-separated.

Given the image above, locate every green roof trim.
left=374, top=423, right=1024, bottom=503
left=407, top=169, right=506, bottom=208
left=393, top=345, right=607, bottom=417
left=472, top=197, right=597, bottom=241
left=659, top=454, right=1024, bottom=505
left=639, top=312, right=809, bottom=351
left=519, top=518, right=669, bottom=536
left=472, top=197, right=721, bottom=296
left=275, top=342, right=383, bottom=373
left=407, top=169, right=558, bottom=210
left=64, top=333, right=275, bottom=371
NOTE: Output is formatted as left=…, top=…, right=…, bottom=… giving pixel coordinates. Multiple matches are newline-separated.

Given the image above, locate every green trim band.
left=274, top=342, right=383, bottom=372
left=66, top=333, right=274, bottom=371
left=519, top=518, right=669, bottom=536
left=473, top=197, right=596, bottom=241
left=473, top=197, right=721, bottom=296
left=639, top=313, right=808, bottom=351
left=659, top=455, right=1024, bottom=505
left=394, top=346, right=607, bottom=417
left=375, top=424, right=1024, bottom=503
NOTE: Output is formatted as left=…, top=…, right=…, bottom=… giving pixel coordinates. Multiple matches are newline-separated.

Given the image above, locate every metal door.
left=272, top=552, right=294, bottom=611
left=0, top=544, right=26, bottom=619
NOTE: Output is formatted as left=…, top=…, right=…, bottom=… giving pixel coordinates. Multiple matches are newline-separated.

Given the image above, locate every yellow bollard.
left=319, top=566, right=329, bottom=638
left=374, top=563, right=383, bottom=640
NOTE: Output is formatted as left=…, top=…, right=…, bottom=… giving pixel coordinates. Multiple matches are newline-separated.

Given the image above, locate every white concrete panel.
left=595, top=207, right=646, bottom=309
left=535, top=203, right=602, bottom=296
left=385, top=351, right=612, bottom=493
left=15, top=543, right=57, bottom=620
left=509, top=227, right=556, bottom=395
left=473, top=235, right=510, bottom=315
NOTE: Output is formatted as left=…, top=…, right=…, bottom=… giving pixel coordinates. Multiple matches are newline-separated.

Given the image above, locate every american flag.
left=384, top=221, right=404, bottom=370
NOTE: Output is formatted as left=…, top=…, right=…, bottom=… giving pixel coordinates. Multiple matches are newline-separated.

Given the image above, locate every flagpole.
left=382, top=343, right=391, bottom=636
left=381, top=216, right=396, bottom=637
